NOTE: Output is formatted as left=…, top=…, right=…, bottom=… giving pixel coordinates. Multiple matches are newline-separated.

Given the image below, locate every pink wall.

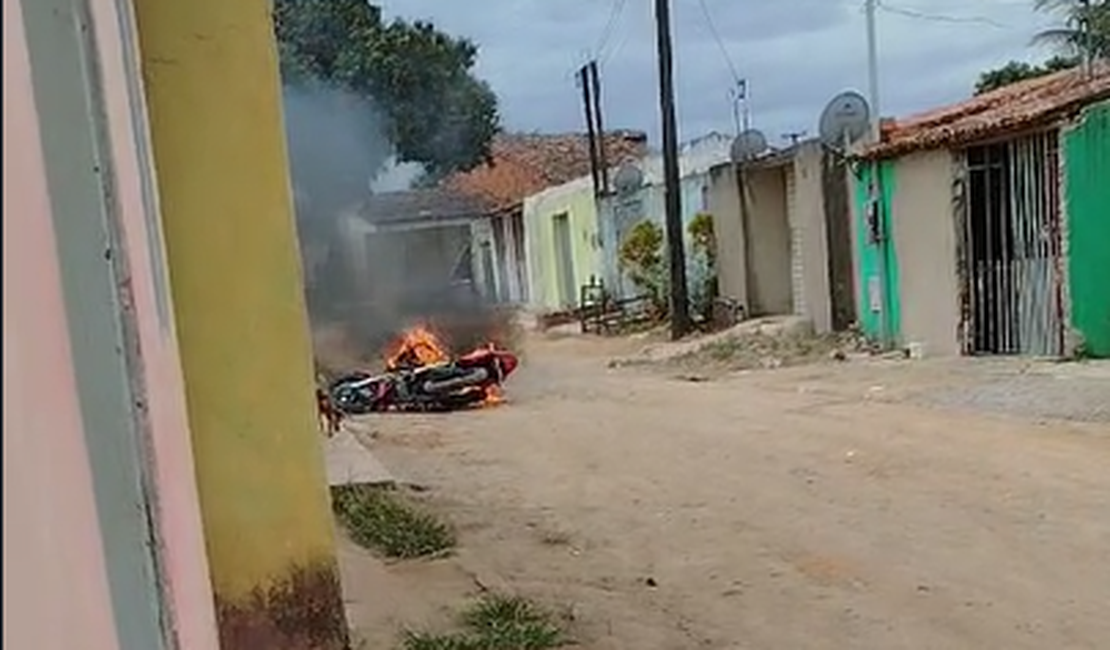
left=3, top=1, right=219, bottom=648
left=2, top=2, right=122, bottom=648
left=87, top=0, right=221, bottom=646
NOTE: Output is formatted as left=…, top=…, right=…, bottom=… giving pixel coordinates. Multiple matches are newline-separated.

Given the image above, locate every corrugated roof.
left=863, top=62, right=1110, bottom=160
left=442, top=130, right=649, bottom=211
left=356, top=188, right=491, bottom=226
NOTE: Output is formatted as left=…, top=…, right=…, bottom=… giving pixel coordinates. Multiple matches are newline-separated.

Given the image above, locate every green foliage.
left=1032, top=0, right=1110, bottom=58
left=618, top=221, right=668, bottom=314
left=273, top=0, right=500, bottom=177
left=401, top=595, right=567, bottom=650
left=687, top=212, right=716, bottom=265
left=974, top=1, right=1108, bottom=94
left=687, top=213, right=719, bottom=322
left=975, top=56, right=1078, bottom=94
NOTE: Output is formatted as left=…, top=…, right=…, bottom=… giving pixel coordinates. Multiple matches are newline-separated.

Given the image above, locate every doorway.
left=963, top=131, right=1065, bottom=356
left=552, top=213, right=577, bottom=308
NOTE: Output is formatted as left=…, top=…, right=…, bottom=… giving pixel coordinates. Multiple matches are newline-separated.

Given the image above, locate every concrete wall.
left=471, top=213, right=528, bottom=304
left=598, top=172, right=715, bottom=304
left=888, top=150, right=961, bottom=356
left=744, top=166, right=794, bottom=316
left=790, top=145, right=835, bottom=333
left=363, top=223, right=472, bottom=307
left=707, top=164, right=748, bottom=307
left=710, top=147, right=849, bottom=332
left=3, top=6, right=122, bottom=648
left=523, top=176, right=600, bottom=310
left=5, top=0, right=219, bottom=646
left=709, top=162, right=796, bottom=318
left=87, top=0, right=220, bottom=643
left=131, top=0, right=348, bottom=646
left=471, top=216, right=497, bottom=297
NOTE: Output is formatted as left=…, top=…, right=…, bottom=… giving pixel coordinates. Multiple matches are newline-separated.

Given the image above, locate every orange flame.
left=384, top=326, right=507, bottom=409
left=481, top=384, right=504, bottom=407
left=385, top=325, right=449, bottom=370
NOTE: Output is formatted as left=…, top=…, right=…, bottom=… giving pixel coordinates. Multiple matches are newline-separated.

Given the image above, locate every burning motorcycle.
left=330, top=326, right=519, bottom=414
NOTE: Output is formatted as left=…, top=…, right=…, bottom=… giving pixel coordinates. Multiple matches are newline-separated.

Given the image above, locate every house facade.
left=853, top=64, right=1110, bottom=357
left=707, top=139, right=857, bottom=333
left=324, top=189, right=488, bottom=345
left=522, top=175, right=600, bottom=310
left=444, top=131, right=649, bottom=308
left=6, top=0, right=347, bottom=647
left=597, top=133, right=733, bottom=305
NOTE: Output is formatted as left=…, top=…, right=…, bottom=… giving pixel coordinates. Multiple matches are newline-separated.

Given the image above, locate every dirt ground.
left=338, top=332, right=1110, bottom=650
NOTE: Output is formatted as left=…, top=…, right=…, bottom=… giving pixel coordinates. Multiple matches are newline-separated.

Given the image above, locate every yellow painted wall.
left=523, top=177, right=601, bottom=310
left=131, top=0, right=337, bottom=601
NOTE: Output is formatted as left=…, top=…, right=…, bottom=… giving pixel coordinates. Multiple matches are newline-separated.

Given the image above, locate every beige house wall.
left=789, top=144, right=835, bottom=333
left=889, top=149, right=962, bottom=356
left=707, top=164, right=748, bottom=308
left=708, top=160, right=808, bottom=321
left=745, top=166, right=795, bottom=316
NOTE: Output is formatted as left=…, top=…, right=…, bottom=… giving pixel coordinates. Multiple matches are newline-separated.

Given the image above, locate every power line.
left=875, top=1, right=1011, bottom=29
left=593, top=0, right=629, bottom=63
left=693, top=0, right=743, bottom=86
left=693, top=0, right=749, bottom=133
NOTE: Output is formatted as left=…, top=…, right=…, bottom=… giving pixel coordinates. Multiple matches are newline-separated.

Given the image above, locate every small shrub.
left=331, top=485, right=456, bottom=559
left=687, top=212, right=719, bottom=323
left=619, top=220, right=668, bottom=316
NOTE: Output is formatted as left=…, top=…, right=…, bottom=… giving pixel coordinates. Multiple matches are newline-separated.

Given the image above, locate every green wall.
left=853, top=161, right=902, bottom=345
left=1064, top=100, right=1110, bottom=357
left=523, top=179, right=601, bottom=311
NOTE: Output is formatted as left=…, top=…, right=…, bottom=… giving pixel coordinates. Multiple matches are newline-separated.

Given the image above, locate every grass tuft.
left=400, top=594, right=567, bottom=650
left=331, top=484, right=456, bottom=559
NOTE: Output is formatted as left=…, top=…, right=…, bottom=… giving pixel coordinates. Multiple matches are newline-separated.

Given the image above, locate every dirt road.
left=341, top=334, right=1110, bottom=649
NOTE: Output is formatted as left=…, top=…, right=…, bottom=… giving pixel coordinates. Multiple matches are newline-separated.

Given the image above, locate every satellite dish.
left=730, top=129, right=768, bottom=163
left=819, top=91, right=870, bottom=146
left=612, top=162, right=644, bottom=194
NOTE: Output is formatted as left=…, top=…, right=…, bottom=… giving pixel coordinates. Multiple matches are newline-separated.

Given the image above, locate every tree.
left=973, top=1, right=1107, bottom=94
left=974, top=56, right=1078, bottom=94
left=273, top=0, right=500, bottom=179
left=1032, top=0, right=1110, bottom=58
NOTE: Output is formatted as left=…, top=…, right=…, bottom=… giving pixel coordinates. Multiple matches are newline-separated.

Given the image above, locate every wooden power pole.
left=653, top=0, right=691, bottom=339
left=578, top=65, right=602, bottom=197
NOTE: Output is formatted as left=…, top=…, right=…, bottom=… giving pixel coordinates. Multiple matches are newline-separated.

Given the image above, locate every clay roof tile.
left=863, top=62, right=1110, bottom=159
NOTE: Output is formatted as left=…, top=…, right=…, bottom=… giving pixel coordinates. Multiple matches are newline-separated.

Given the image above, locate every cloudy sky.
left=381, top=0, right=1061, bottom=146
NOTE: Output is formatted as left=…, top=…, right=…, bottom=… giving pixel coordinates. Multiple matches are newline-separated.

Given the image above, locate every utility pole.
left=577, top=65, right=602, bottom=197
left=1080, top=0, right=1092, bottom=77
left=588, top=61, right=611, bottom=194
left=653, top=0, right=691, bottom=339
left=729, top=79, right=750, bottom=135
left=864, top=0, right=890, bottom=347
left=865, top=0, right=881, bottom=141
